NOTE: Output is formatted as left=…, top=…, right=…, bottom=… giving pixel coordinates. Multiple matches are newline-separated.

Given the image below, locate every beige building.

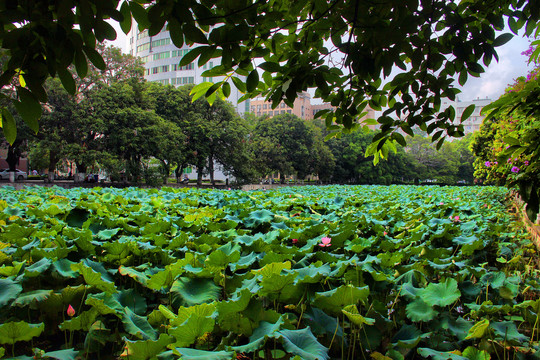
left=441, top=97, right=492, bottom=135
left=250, top=92, right=313, bottom=119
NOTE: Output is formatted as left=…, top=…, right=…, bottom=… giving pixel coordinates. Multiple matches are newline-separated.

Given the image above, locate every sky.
left=108, top=23, right=535, bottom=103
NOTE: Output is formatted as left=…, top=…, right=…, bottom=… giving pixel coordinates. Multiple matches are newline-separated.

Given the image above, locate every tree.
left=472, top=45, right=540, bottom=220
left=1, top=0, right=539, bottom=159
left=252, top=113, right=331, bottom=181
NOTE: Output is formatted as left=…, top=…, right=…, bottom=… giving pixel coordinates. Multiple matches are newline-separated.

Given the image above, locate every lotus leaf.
left=41, top=349, right=79, bottom=360
left=123, top=334, right=173, bottom=360
left=0, top=278, right=22, bottom=308
left=312, top=285, right=369, bottom=315
left=171, top=347, right=234, bottom=360
left=0, top=321, right=44, bottom=345
left=417, top=348, right=467, bottom=360
left=59, top=308, right=99, bottom=332
left=421, top=279, right=461, bottom=307
left=122, top=307, right=158, bottom=340
left=278, top=327, right=329, bottom=360
left=171, top=277, right=220, bottom=307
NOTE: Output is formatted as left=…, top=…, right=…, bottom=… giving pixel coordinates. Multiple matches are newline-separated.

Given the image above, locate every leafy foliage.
left=0, top=185, right=538, bottom=359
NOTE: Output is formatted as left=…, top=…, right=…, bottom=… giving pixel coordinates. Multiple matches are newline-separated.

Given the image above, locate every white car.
left=0, top=169, right=28, bottom=180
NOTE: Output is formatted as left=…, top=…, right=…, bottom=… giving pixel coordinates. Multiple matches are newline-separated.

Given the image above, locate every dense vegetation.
left=0, top=185, right=538, bottom=359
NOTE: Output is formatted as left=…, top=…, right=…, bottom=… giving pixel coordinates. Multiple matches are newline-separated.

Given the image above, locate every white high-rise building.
left=441, top=97, right=492, bottom=135
left=127, top=24, right=250, bottom=115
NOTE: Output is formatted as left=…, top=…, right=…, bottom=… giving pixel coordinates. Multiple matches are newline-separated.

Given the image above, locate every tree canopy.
left=1, top=0, right=539, bottom=159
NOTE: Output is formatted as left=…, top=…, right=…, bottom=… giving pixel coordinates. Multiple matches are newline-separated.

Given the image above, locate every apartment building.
left=250, top=92, right=313, bottom=119
left=127, top=25, right=249, bottom=115
left=441, top=97, right=492, bottom=135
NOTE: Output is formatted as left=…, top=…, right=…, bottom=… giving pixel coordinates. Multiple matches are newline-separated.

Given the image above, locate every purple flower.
left=511, top=166, right=520, bottom=173
left=507, top=158, right=512, bottom=163
left=524, top=160, right=529, bottom=166
left=484, top=161, right=491, bottom=167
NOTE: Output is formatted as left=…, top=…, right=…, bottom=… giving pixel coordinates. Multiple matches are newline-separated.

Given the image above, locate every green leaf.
left=119, top=2, right=132, bottom=34
left=460, top=104, right=475, bottom=122
left=405, top=298, right=437, bottom=322
left=246, top=70, right=259, bottom=92
left=1, top=108, right=17, bottom=145
left=183, top=24, right=208, bottom=44
left=278, top=327, right=329, bottom=360
left=14, top=87, right=41, bottom=133
left=59, top=309, right=99, bottom=331
left=259, top=62, right=281, bottom=73
left=170, top=277, right=220, bottom=307
left=0, top=278, right=22, bottom=307
left=71, top=262, right=116, bottom=293
left=83, top=46, right=106, bottom=70
left=493, top=33, right=513, bottom=47
left=232, top=317, right=284, bottom=353
left=123, top=333, right=173, bottom=360
left=25, top=257, right=52, bottom=277
left=490, top=321, right=528, bottom=343
left=129, top=2, right=149, bottom=29
left=341, top=305, right=375, bottom=327
left=42, top=349, right=79, bottom=360
left=122, top=307, right=158, bottom=340
left=57, top=68, right=76, bottom=95
left=171, top=348, right=234, bottom=360
left=462, top=347, right=490, bottom=360
left=465, top=319, right=490, bottom=339
left=231, top=76, right=246, bottom=93
left=418, top=348, right=467, bottom=360
left=503, top=135, right=520, bottom=146
left=0, top=321, right=44, bottom=345
left=11, top=290, right=53, bottom=307
left=222, top=81, right=231, bottom=98
left=73, top=48, right=88, bottom=79
left=168, top=19, right=184, bottom=49
left=420, top=279, right=461, bottom=307
left=313, top=285, right=370, bottom=315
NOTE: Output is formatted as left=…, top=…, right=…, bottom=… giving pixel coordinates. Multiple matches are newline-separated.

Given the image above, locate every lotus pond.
left=0, top=185, right=539, bottom=360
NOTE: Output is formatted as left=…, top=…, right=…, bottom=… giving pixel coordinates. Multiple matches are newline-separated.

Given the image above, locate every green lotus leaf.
left=119, top=266, right=149, bottom=287
left=303, top=308, right=343, bottom=339
left=490, top=321, right=528, bottom=343
left=0, top=347, right=4, bottom=357
left=0, top=261, right=25, bottom=277
left=71, top=262, right=117, bottom=293
left=392, top=324, right=430, bottom=349
left=84, top=320, right=110, bottom=352
left=294, top=264, right=331, bottom=284
left=124, top=334, right=173, bottom=360
left=147, top=269, right=177, bottom=291
left=0, top=321, right=44, bottom=345
left=11, top=290, right=53, bottom=307
left=312, top=285, right=370, bottom=315
left=52, top=259, right=78, bottom=279
left=96, top=228, right=121, bottom=240
left=278, top=327, right=329, bottom=360
left=229, top=252, right=259, bottom=271
left=232, top=316, right=284, bottom=353
left=341, top=305, right=375, bottom=327
left=217, top=288, right=251, bottom=315
left=244, top=209, right=274, bottom=228
left=42, top=348, right=79, bottom=360
left=66, top=208, right=90, bottom=228
left=465, top=319, right=490, bottom=340
left=24, top=257, right=52, bottom=277
left=59, top=308, right=99, bottom=332
left=168, top=312, right=215, bottom=348
left=171, top=348, right=234, bottom=360
left=420, top=279, right=461, bottom=307
left=405, top=298, right=437, bottom=322
left=171, top=277, right=220, bottom=307
left=1, top=224, right=35, bottom=242
left=417, top=348, right=467, bottom=360
left=0, top=278, right=22, bottom=308
left=462, top=346, right=490, bottom=360
left=122, top=307, right=158, bottom=340
left=86, top=293, right=124, bottom=316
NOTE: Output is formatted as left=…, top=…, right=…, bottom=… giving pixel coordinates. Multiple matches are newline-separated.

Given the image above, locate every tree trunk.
left=47, top=152, right=58, bottom=183
left=208, top=152, right=215, bottom=186
left=197, top=166, right=203, bottom=186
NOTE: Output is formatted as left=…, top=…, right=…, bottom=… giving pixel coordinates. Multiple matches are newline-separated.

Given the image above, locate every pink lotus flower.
left=383, top=231, right=388, bottom=236
left=67, top=304, right=76, bottom=317
left=511, top=166, right=520, bottom=173
left=291, top=238, right=298, bottom=244
left=319, top=237, right=331, bottom=247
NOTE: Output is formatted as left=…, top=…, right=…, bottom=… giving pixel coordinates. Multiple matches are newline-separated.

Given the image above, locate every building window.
left=257, top=105, right=261, bottom=111
left=263, top=104, right=267, bottom=109
left=137, top=30, right=149, bottom=40
left=153, top=51, right=170, bottom=61
left=281, top=103, right=286, bottom=108
left=152, top=67, right=159, bottom=74
left=161, top=65, right=169, bottom=72
left=136, top=43, right=150, bottom=52
left=268, top=111, right=273, bottom=116
left=288, top=110, right=292, bottom=114
left=281, top=110, right=285, bottom=114
left=151, top=38, right=170, bottom=48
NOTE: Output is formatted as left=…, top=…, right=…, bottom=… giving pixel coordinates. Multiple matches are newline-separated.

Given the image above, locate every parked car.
left=0, top=169, right=28, bottom=180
